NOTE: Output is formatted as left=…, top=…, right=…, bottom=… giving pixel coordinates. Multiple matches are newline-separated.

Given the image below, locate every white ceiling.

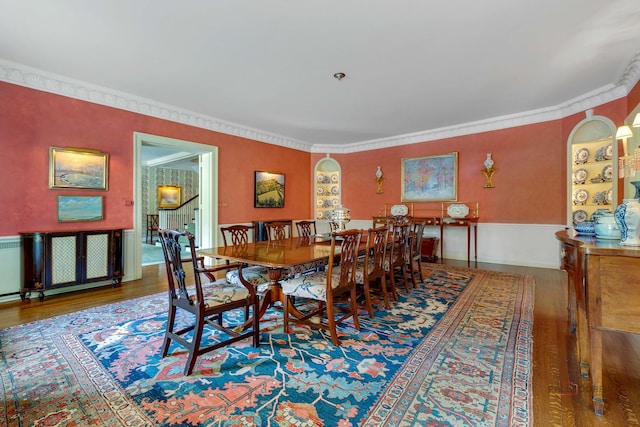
left=2, top=0, right=640, bottom=153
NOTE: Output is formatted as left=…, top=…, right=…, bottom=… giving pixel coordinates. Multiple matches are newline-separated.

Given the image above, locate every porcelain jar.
left=331, top=205, right=351, bottom=231
left=484, top=153, right=494, bottom=169
left=614, top=198, right=640, bottom=246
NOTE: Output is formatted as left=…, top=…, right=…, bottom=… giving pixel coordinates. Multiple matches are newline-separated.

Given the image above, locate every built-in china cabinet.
left=314, top=155, right=341, bottom=221
left=567, top=111, right=618, bottom=225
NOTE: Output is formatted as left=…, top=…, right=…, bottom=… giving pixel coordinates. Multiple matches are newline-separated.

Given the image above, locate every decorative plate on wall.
left=574, top=148, right=590, bottom=164
left=573, top=168, right=588, bottom=185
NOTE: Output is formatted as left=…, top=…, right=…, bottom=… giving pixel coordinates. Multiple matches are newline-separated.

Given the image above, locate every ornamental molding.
left=2, top=52, right=639, bottom=154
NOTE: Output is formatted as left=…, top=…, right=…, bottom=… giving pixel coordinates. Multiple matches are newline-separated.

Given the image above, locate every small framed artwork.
left=158, top=185, right=181, bottom=209
left=255, top=171, right=285, bottom=208
left=49, top=147, right=108, bottom=190
left=57, top=195, right=104, bottom=222
left=401, top=152, right=458, bottom=202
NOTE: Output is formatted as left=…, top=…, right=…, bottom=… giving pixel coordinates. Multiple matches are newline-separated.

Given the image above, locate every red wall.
left=0, top=82, right=310, bottom=236
left=313, top=97, right=628, bottom=225
left=1, top=80, right=636, bottom=237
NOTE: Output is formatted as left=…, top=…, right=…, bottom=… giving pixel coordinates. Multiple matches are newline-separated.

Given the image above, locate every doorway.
left=132, top=132, right=218, bottom=280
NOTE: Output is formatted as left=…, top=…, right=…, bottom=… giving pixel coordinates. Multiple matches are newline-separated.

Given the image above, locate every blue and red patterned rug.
left=0, top=265, right=533, bottom=426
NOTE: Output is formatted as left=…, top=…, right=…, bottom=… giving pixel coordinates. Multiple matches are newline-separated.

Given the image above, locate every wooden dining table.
left=198, top=236, right=339, bottom=321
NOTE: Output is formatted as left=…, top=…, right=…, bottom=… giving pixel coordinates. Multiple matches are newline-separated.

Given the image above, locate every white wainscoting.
left=0, top=225, right=564, bottom=304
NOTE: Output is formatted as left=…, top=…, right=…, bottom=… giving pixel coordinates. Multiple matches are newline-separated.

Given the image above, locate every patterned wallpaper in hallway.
left=142, top=166, right=198, bottom=215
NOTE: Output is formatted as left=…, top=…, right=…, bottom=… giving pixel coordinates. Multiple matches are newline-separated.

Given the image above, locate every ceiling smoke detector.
left=333, top=72, right=346, bottom=81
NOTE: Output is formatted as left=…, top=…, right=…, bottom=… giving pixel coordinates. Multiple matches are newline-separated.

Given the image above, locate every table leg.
left=467, top=224, right=471, bottom=266
left=590, top=328, right=604, bottom=415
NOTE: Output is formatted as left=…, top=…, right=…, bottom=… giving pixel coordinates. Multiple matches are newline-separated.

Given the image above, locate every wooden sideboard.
left=20, top=229, right=124, bottom=301
left=555, top=230, right=640, bottom=415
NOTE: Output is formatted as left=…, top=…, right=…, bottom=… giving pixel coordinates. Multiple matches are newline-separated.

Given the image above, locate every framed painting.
left=158, top=185, right=181, bottom=209
left=49, top=147, right=108, bottom=190
left=401, top=152, right=458, bottom=202
left=255, top=171, right=285, bottom=208
left=57, top=195, right=103, bottom=222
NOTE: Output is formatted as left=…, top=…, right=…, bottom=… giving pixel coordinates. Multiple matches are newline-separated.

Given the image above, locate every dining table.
left=197, top=236, right=341, bottom=322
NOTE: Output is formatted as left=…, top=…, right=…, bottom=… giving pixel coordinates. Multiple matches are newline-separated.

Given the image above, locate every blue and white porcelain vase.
left=614, top=198, right=640, bottom=246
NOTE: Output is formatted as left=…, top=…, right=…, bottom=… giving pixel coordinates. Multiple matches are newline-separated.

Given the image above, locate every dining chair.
left=146, top=214, right=159, bottom=244
left=407, top=219, right=427, bottom=287
left=355, top=226, right=390, bottom=318
left=328, top=221, right=340, bottom=232
left=281, top=229, right=363, bottom=346
left=386, top=221, right=411, bottom=293
left=220, top=225, right=271, bottom=288
left=265, top=221, right=292, bottom=241
left=295, top=220, right=317, bottom=238
left=158, top=229, right=260, bottom=375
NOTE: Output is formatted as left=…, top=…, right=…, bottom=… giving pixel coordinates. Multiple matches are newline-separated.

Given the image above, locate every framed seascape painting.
left=57, top=195, right=103, bottom=222
left=255, top=171, right=285, bottom=208
left=401, top=152, right=458, bottom=202
left=49, top=147, right=109, bottom=190
left=158, top=185, right=181, bottom=209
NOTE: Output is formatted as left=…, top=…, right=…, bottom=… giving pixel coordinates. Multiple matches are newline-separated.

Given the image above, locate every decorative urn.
left=614, top=198, right=640, bottom=246
left=331, top=205, right=351, bottom=231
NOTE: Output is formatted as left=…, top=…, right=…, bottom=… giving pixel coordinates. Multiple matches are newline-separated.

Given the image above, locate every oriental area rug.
left=0, top=265, right=534, bottom=426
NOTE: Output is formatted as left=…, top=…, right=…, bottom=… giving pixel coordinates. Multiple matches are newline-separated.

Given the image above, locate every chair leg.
left=362, top=280, right=374, bottom=318
left=379, top=276, right=391, bottom=308
left=386, top=270, right=399, bottom=301
left=350, top=287, right=360, bottom=331
left=408, top=261, right=417, bottom=288
left=417, top=259, right=424, bottom=283
left=283, top=295, right=291, bottom=333
left=326, top=299, right=339, bottom=346
left=184, top=316, right=205, bottom=376
left=161, top=305, right=177, bottom=357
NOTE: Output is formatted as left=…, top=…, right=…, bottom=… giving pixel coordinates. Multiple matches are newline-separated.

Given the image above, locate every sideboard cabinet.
left=20, top=229, right=124, bottom=301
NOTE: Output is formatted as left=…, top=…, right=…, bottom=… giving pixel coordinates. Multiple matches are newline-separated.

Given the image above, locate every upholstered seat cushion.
left=195, top=280, right=251, bottom=308
left=226, top=265, right=270, bottom=286
left=281, top=269, right=341, bottom=301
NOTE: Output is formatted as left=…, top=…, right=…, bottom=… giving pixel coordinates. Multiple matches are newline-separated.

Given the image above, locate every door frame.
left=132, top=132, right=218, bottom=279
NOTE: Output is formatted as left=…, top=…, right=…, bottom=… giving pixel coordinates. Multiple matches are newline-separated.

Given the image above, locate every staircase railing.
left=158, top=195, right=199, bottom=231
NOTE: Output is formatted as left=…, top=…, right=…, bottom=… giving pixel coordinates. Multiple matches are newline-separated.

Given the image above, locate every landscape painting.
left=401, top=152, right=458, bottom=202
left=255, top=171, right=285, bottom=208
left=49, top=147, right=108, bottom=190
left=57, top=195, right=104, bottom=222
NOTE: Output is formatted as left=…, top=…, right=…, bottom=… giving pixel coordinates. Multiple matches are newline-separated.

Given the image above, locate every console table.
left=372, top=216, right=478, bottom=265
left=20, top=229, right=124, bottom=301
left=555, top=230, right=640, bottom=415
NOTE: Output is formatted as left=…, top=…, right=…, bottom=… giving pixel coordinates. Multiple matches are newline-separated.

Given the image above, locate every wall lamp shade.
left=616, top=125, right=633, bottom=140
left=633, top=113, right=640, bottom=128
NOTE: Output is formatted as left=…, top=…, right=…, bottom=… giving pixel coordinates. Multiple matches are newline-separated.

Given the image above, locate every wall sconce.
left=616, top=124, right=638, bottom=178
left=481, top=153, right=498, bottom=188
left=375, top=166, right=385, bottom=193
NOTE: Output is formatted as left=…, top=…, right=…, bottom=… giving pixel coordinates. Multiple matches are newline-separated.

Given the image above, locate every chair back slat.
left=221, top=225, right=251, bottom=247
left=265, top=221, right=291, bottom=241
left=296, top=220, right=317, bottom=238
left=159, top=229, right=197, bottom=303
left=328, top=229, right=363, bottom=295
left=366, top=226, right=388, bottom=276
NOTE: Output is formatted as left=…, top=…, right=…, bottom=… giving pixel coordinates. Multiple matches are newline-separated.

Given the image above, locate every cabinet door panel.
left=50, top=235, right=77, bottom=285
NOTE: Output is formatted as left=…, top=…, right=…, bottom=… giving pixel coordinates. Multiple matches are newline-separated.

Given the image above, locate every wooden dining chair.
left=158, top=229, right=260, bottom=375
left=220, top=225, right=270, bottom=288
left=355, top=226, right=390, bottom=318
left=296, top=220, right=317, bottom=238
left=281, top=229, right=363, bottom=346
left=265, top=221, right=292, bottom=241
left=386, top=222, right=411, bottom=293
left=146, top=214, right=159, bottom=244
left=328, top=221, right=340, bottom=232
left=407, top=219, right=427, bottom=287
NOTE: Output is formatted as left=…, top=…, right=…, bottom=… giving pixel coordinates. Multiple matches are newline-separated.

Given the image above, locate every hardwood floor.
left=1, top=260, right=639, bottom=425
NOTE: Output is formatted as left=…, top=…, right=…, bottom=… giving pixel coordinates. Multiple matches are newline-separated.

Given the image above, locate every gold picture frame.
left=49, top=147, right=108, bottom=190
left=158, top=185, right=181, bottom=209
left=401, top=152, right=458, bottom=202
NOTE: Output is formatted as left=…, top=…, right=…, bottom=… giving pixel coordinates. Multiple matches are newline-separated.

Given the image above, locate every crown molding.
left=2, top=52, right=639, bottom=155
left=0, top=59, right=311, bottom=152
